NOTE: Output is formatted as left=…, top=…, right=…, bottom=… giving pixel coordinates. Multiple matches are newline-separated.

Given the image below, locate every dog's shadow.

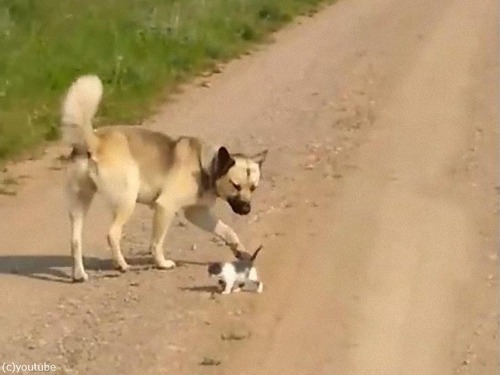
left=175, top=259, right=210, bottom=268
left=0, top=255, right=215, bottom=284
left=0, top=255, right=157, bottom=283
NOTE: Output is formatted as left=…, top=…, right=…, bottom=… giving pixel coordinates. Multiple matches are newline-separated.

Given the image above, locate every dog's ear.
left=250, top=149, right=268, bottom=168
left=214, top=146, right=235, bottom=178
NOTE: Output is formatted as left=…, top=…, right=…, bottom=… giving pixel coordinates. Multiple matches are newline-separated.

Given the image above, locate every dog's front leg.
left=214, top=221, right=249, bottom=258
left=184, top=206, right=247, bottom=258
left=150, top=203, right=177, bottom=269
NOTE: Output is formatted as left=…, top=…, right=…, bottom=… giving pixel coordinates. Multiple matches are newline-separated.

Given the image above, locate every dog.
left=208, top=245, right=264, bottom=294
left=62, top=75, right=267, bottom=282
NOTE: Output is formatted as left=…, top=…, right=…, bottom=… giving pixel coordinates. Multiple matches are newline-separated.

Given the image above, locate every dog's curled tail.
left=251, top=245, right=264, bottom=261
left=61, top=75, right=103, bottom=154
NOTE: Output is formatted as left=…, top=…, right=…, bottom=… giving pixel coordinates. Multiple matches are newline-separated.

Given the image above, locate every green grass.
left=0, top=0, right=328, bottom=160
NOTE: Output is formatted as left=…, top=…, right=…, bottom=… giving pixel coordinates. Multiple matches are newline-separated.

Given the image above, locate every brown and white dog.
left=62, top=75, right=267, bottom=282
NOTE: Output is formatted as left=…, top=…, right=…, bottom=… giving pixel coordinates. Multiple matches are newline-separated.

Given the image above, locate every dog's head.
left=212, top=147, right=268, bottom=215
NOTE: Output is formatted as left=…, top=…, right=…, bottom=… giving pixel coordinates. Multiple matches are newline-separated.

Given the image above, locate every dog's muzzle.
left=227, top=197, right=251, bottom=215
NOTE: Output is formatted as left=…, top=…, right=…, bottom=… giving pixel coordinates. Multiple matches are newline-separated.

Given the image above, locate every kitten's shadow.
left=179, top=285, right=220, bottom=293
left=174, top=259, right=211, bottom=267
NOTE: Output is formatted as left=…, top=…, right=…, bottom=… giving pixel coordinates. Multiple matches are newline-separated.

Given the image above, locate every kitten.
left=208, top=245, right=264, bottom=294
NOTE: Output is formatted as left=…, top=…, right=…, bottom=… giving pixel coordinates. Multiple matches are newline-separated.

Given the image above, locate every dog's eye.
left=231, top=181, right=242, bottom=191
left=250, top=185, right=256, bottom=192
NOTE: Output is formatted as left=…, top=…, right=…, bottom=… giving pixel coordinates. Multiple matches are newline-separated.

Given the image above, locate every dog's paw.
left=221, top=290, right=232, bottom=295
left=72, top=268, right=89, bottom=283
left=234, top=250, right=252, bottom=261
left=156, top=259, right=176, bottom=270
left=116, top=263, right=130, bottom=273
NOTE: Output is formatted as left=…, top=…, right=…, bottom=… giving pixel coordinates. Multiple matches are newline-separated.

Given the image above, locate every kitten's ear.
left=208, top=263, right=222, bottom=275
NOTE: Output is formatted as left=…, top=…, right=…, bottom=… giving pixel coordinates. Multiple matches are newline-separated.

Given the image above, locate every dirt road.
left=0, top=0, right=497, bottom=374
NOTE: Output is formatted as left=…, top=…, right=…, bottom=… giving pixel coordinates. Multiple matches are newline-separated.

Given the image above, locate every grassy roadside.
left=0, top=0, right=330, bottom=160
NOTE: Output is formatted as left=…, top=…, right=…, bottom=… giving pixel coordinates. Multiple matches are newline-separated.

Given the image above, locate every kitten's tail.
left=251, top=245, right=264, bottom=261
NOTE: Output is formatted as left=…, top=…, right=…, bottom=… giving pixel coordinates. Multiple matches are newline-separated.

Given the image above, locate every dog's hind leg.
left=150, top=203, right=176, bottom=270
left=96, top=160, right=139, bottom=273
left=67, top=172, right=95, bottom=282
left=107, top=199, right=136, bottom=272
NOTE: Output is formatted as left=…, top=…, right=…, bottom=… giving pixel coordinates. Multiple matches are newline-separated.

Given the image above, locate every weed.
left=0, top=0, right=329, bottom=159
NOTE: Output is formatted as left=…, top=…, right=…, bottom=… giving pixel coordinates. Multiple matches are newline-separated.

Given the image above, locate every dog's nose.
left=228, top=197, right=251, bottom=215
left=239, top=202, right=251, bottom=215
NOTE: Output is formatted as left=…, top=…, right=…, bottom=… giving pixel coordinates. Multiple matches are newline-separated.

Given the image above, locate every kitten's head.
left=208, top=262, right=223, bottom=277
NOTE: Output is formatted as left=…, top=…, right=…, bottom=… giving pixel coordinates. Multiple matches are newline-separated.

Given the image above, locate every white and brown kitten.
left=208, top=245, right=264, bottom=294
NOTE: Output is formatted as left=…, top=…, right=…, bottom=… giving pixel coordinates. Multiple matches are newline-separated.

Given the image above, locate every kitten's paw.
left=257, top=282, right=264, bottom=293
